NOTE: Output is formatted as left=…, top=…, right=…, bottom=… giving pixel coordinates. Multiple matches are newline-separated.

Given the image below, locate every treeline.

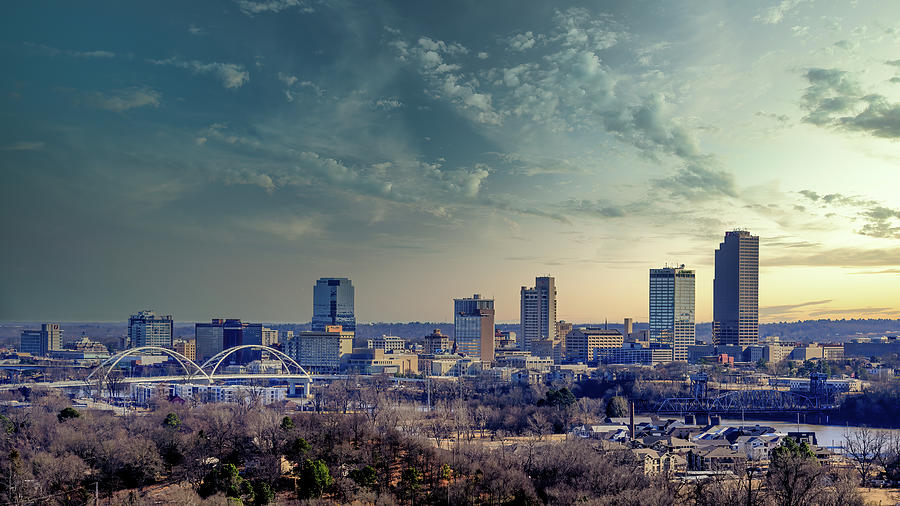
left=835, top=381, right=900, bottom=427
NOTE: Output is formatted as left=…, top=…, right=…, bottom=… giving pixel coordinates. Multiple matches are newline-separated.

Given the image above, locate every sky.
left=2, top=0, right=900, bottom=324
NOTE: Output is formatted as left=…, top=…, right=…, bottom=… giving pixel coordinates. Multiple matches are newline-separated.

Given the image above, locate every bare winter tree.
left=843, top=426, right=887, bottom=485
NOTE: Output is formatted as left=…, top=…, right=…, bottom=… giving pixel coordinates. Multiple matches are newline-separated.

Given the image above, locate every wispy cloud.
left=754, top=0, right=810, bottom=25
left=149, top=57, right=249, bottom=89
left=26, top=42, right=116, bottom=59
left=798, top=190, right=900, bottom=239
left=80, top=87, right=161, bottom=112
left=235, top=0, right=313, bottom=15
left=767, top=246, right=900, bottom=267
left=760, top=299, right=831, bottom=318
left=0, top=141, right=45, bottom=151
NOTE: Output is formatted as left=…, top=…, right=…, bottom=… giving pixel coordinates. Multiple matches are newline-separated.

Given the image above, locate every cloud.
left=508, top=32, right=537, bottom=51
left=767, top=246, right=900, bottom=267
left=234, top=0, right=312, bottom=15
left=798, top=190, right=900, bottom=239
left=25, top=42, right=117, bottom=59
left=808, top=307, right=899, bottom=317
left=851, top=268, right=900, bottom=275
left=654, top=161, right=737, bottom=201
left=391, top=36, right=501, bottom=125
left=760, top=299, right=831, bottom=318
left=81, top=87, right=161, bottom=112
left=149, top=57, right=249, bottom=89
left=755, top=111, right=789, bottom=123
left=800, top=66, right=900, bottom=139
left=238, top=216, right=316, bottom=240
left=754, top=0, right=809, bottom=25
left=0, top=141, right=45, bottom=151
left=565, top=199, right=627, bottom=218
left=72, top=50, right=116, bottom=59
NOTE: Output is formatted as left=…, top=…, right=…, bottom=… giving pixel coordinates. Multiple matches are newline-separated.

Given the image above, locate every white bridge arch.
left=86, top=345, right=310, bottom=388
left=196, top=345, right=310, bottom=381
left=86, top=346, right=209, bottom=385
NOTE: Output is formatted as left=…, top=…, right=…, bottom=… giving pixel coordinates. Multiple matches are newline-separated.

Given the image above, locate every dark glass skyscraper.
left=713, top=230, right=759, bottom=347
left=312, top=277, right=356, bottom=332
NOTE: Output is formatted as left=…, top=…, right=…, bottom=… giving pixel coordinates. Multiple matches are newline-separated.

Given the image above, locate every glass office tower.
left=454, top=294, right=495, bottom=363
left=650, top=266, right=695, bottom=362
left=312, top=277, right=356, bottom=332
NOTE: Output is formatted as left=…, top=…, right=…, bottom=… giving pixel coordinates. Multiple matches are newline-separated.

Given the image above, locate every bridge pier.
left=289, top=379, right=311, bottom=397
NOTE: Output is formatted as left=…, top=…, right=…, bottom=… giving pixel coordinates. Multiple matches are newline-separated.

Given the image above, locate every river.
left=717, top=418, right=900, bottom=450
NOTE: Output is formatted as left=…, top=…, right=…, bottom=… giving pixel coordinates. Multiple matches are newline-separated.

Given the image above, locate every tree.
left=349, top=465, right=378, bottom=489
left=545, top=388, right=576, bottom=409
left=284, top=437, right=310, bottom=466
left=57, top=407, right=81, bottom=423
left=400, top=466, right=422, bottom=505
left=251, top=480, right=275, bottom=505
left=163, top=412, right=181, bottom=429
left=298, top=459, right=332, bottom=499
left=843, top=426, right=886, bottom=485
left=767, top=437, right=824, bottom=506
left=280, top=415, right=294, bottom=431
left=605, top=396, right=629, bottom=419
left=198, top=463, right=254, bottom=501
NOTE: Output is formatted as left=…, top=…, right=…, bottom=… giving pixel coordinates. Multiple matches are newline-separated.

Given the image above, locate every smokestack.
left=629, top=401, right=635, bottom=441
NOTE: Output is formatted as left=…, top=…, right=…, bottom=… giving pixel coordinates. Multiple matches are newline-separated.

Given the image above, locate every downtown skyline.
left=2, top=1, right=900, bottom=323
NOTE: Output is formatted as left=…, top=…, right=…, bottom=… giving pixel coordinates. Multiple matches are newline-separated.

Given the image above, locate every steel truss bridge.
left=656, top=389, right=837, bottom=416
left=1, top=345, right=315, bottom=396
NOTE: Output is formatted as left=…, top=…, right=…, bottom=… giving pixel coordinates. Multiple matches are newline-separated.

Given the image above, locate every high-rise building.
left=195, top=319, right=225, bottom=363
left=649, top=265, right=695, bottom=362
left=128, top=311, right=174, bottom=349
left=262, top=327, right=279, bottom=347
left=454, top=294, right=495, bottom=363
left=284, top=325, right=354, bottom=373
left=713, top=230, right=759, bottom=347
left=19, top=323, right=63, bottom=356
left=520, top=276, right=557, bottom=352
left=195, top=319, right=276, bottom=364
left=312, top=278, right=356, bottom=332
left=566, top=328, right=624, bottom=364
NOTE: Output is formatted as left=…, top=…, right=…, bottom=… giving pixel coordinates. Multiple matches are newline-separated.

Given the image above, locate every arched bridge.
left=83, top=345, right=312, bottom=396
left=656, top=389, right=835, bottom=416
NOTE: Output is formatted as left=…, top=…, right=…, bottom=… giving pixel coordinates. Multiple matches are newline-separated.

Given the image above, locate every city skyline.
left=2, top=2, right=900, bottom=323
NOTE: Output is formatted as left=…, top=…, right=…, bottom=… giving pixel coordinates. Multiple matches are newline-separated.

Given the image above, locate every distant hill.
left=2, top=318, right=898, bottom=350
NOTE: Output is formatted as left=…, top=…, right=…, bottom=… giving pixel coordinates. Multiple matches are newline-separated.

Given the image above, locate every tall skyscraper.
left=19, top=323, right=63, bottom=356
left=128, top=310, right=174, bottom=348
left=520, top=276, right=557, bottom=352
left=649, top=265, right=695, bottom=362
left=713, top=230, right=759, bottom=347
left=454, top=294, right=495, bottom=363
left=312, top=277, right=356, bottom=332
